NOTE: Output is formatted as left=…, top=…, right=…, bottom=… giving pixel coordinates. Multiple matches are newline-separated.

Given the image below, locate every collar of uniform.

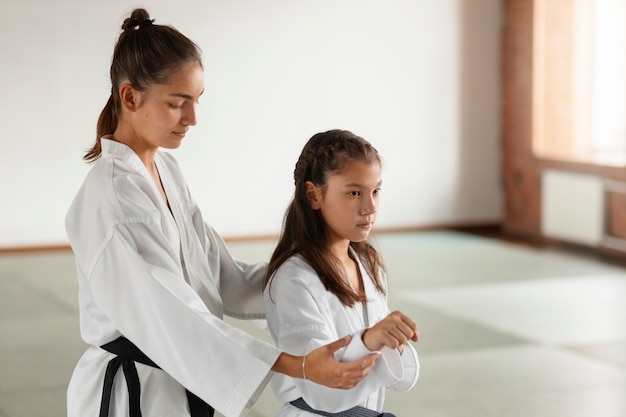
left=100, top=137, right=147, bottom=173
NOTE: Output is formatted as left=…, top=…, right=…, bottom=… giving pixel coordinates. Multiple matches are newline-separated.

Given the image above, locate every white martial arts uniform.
left=264, top=253, right=419, bottom=416
left=65, top=138, right=281, bottom=417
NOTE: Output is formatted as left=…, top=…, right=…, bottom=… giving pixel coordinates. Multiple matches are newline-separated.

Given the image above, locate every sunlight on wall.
left=533, top=0, right=626, bottom=166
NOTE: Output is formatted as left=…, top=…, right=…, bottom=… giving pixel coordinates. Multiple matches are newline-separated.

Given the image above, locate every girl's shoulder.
left=273, top=254, right=316, bottom=278
left=269, top=254, right=325, bottom=293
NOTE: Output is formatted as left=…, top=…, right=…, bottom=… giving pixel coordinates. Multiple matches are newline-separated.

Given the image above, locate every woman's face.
left=133, top=64, right=204, bottom=150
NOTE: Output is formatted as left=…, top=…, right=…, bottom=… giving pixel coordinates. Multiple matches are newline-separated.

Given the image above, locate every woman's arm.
left=271, top=335, right=378, bottom=389
left=193, top=211, right=268, bottom=318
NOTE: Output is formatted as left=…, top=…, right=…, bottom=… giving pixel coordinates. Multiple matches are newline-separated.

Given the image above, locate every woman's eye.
left=168, top=102, right=183, bottom=109
left=349, top=191, right=360, bottom=197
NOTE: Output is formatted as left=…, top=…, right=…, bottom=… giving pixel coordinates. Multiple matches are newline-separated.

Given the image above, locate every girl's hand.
left=361, top=311, right=418, bottom=352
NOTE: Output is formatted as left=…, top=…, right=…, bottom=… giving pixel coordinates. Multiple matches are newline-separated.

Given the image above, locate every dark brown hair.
left=84, top=8, right=203, bottom=162
left=264, top=129, right=385, bottom=306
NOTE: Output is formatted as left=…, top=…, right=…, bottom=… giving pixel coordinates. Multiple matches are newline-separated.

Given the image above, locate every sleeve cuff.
left=338, top=329, right=374, bottom=361
left=386, top=344, right=419, bottom=392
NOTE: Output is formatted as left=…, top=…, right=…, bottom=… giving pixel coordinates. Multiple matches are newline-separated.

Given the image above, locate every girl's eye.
left=373, top=188, right=382, bottom=195
left=168, top=102, right=184, bottom=109
left=349, top=191, right=360, bottom=197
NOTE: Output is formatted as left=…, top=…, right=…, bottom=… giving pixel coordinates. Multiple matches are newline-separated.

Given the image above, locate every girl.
left=263, top=130, right=420, bottom=416
left=65, top=9, right=377, bottom=417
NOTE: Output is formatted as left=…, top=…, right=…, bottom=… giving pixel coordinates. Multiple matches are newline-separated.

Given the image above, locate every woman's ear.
left=118, top=83, right=140, bottom=112
left=305, top=181, right=321, bottom=210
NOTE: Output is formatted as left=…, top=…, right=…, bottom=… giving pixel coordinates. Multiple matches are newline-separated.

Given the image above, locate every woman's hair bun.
left=122, top=8, right=154, bottom=31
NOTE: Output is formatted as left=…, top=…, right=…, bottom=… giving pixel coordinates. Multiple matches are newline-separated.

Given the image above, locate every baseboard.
left=0, top=244, right=73, bottom=255
left=0, top=221, right=504, bottom=254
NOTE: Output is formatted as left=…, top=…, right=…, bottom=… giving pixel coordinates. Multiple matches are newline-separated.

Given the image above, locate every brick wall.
left=502, top=0, right=541, bottom=239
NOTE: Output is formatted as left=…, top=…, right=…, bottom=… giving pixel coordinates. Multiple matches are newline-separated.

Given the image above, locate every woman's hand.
left=361, top=311, right=418, bottom=352
left=305, top=335, right=378, bottom=389
left=272, top=335, right=377, bottom=389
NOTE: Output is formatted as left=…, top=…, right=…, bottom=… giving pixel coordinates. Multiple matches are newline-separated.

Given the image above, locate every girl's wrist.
left=361, top=328, right=374, bottom=351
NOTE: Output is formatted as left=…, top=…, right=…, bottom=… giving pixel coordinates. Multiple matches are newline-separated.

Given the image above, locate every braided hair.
left=264, top=129, right=385, bottom=306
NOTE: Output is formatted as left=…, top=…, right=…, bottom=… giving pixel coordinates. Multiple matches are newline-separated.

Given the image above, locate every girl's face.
left=309, top=160, right=382, bottom=248
left=133, top=64, right=204, bottom=150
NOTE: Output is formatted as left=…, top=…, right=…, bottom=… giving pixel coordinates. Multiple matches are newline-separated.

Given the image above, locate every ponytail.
left=84, top=93, right=119, bottom=162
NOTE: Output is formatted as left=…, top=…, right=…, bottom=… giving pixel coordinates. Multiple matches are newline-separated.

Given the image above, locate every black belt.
left=99, top=336, right=214, bottom=417
left=290, top=397, right=396, bottom=417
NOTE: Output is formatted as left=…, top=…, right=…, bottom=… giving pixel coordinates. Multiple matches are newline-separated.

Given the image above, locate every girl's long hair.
left=264, top=129, right=385, bottom=306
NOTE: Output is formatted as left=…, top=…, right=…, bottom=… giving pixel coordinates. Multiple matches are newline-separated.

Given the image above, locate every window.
left=533, top=0, right=626, bottom=166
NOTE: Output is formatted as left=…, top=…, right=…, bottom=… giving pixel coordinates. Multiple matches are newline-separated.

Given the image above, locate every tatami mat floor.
left=1, top=231, right=625, bottom=416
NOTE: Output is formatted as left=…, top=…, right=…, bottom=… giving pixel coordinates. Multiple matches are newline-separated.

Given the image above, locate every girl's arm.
left=265, top=262, right=418, bottom=412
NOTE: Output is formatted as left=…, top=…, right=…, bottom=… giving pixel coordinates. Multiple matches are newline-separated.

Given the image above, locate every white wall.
left=0, top=0, right=502, bottom=247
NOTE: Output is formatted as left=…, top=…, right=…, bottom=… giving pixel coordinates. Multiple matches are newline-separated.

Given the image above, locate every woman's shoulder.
left=76, top=154, right=162, bottom=222
left=156, top=149, right=180, bottom=168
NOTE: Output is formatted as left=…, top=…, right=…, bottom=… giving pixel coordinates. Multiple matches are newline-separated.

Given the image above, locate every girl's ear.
left=119, top=83, right=141, bottom=112
left=305, top=181, right=322, bottom=210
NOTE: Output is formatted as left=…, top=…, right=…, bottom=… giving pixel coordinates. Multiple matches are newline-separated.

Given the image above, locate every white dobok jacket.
left=264, top=254, right=419, bottom=417
left=65, top=138, right=281, bottom=417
